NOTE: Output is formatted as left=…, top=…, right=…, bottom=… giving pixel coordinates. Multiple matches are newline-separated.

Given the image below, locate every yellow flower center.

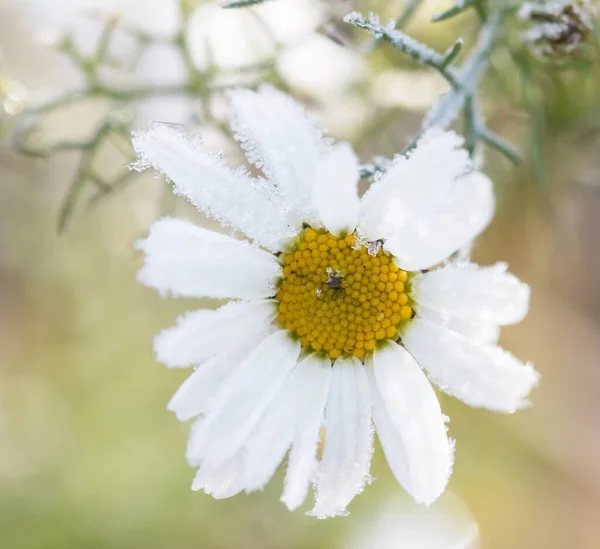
left=276, top=228, right=413, bottom=362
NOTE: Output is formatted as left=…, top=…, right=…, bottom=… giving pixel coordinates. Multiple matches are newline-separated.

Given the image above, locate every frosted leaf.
left=402, top=318, right=540, bottom=412
left=310, top=356, right=373, bottom=519
left=229, top=86, right=329, bottom=227
left=423, top=88, right=467, bottom=131
left=186, top=330, right=300, bottom=469
left=131, top=123, right=300, bottom=251
left=369, top=341, right=453, bottom=505
left=344, top=11, right=444, bottom=65
left=153, top=299, right=276, bottom=368
left=411, top=262, right=530, bottom=325
left=137, top=217, right=282, bottom=300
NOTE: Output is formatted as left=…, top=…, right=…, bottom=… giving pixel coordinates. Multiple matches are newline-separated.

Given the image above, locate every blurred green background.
left=1, top=1, right=600, bottom=548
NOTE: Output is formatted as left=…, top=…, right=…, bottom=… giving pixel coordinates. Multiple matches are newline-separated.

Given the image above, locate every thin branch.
left=222, top=0, right=273, bottom=7
left=479, top=127, right=522, bottom=164
left=9, top=1, right=285, bottom=230
left=359, top=158, right=392, bottom=179
left=345, top=12, right=462, bottom=88
left=395, top=0, right=426, bottom=29
left=432, top=0, right=486, bottom=23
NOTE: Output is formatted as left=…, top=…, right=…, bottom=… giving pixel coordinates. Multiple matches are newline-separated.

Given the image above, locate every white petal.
left=402, top=318, right=540, bottom=412
left=383, top=171, right=495, bottom=271
left=168, top=343, right=258, bottom=421
left=131, top=124, right=298, bottom=251
left=411, top=262, right=530, bottom=325
left=369, top=340, right=453, bottom=505
left=154, top=300, right=276, bottom=368
left=359, top=130, right=470, bottom=241
left=346, top=492, right=479, bottom=549
left=229, top=86, right=326, bottom=225
left=137, top=217, right=282, bottom=300
left=313, top=142, right=361, bottom=237
left=281, top=353, right=331, bottom=511
left=186, top=330, right=300, bottom=469
left=192, top=453, right=246, bottom=499
left=416, top=306, right=500, bottom=345
left=310, top=356, right=373, bottom=518
left=244, top=353, right=331, bottom=493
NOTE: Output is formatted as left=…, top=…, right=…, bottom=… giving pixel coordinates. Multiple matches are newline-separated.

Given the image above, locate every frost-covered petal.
left=383, top=171, right=495, bottom=271
left=168, top=342, right=259, bottom=421
left=281, top=353, right=331, bottom=511
left=402, top=318, right=540, bottom=412
left=369, top=340, right=453, bottom=506
left=244, top=353, right=331, bottom=493
left=313, top=142, right=360, bottom=237
left=411, top=262, right=530, bottom=325
left=154, top=299, right=276, bottom=368
left=358, top=130, right=470, bottom=241
left=416, top=306, right=500, bottom=345
left=310, top=356, right=373, bottom=518
left=137, top=217, right=282, bottom=300
left=131, top=123, right=298, bottom=251
left=186, top=330, right=300, bottom=469
left=229, top=86, right=326, bottom=226
left=192, top=452, right=246, bottom=499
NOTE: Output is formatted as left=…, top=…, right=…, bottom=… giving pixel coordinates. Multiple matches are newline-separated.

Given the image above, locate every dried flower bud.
left=518, top=0, right=594, bottom=58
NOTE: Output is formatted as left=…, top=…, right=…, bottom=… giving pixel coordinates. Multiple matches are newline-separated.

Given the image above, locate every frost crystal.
left=366, top=240, right=382, bottom=257
left=228, top=86, right=329, bottom=228
left=131, top=122, right=300, bottom=251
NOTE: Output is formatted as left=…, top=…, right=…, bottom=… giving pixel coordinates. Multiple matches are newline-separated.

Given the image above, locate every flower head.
left=519, top=0, right=594, bottom=59
left=132, top=86, right=539, bottom=518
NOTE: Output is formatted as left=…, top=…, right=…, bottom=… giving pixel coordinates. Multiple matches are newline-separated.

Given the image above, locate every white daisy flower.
left=132, top=86, right=539, bottom=518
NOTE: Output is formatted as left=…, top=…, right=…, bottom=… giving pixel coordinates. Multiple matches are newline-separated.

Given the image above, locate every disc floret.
left=276, top=228, right=413, bottom=361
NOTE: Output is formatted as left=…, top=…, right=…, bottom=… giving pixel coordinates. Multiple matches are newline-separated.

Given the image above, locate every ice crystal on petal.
left=359, top=129, right=472, bottom=246
left=310, top=359, right=373, bottom=519
left=228, top=86, right=329, bottom=227
left=137, top=217, right=283, bottom=301
left=131, top=123, right=300, bottom=251
left=411, top=262, right=530, bottom=325
left=153, top=299, right=277, bottom=368
left=366, top=240, right=382, bottom=257
left=402, top=319, right=540, bottom=412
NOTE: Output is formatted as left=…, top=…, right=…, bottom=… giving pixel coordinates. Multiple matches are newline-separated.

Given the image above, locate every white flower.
left=132, top=86, right=539, bottom=518
left=345, top=492, right=479, bottom=549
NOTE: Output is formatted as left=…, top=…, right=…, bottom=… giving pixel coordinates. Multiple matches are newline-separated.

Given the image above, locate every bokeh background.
left=1, top=0, right=600, bottom=548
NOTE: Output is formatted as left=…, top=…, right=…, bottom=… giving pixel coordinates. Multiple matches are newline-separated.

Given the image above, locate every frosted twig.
left=345, top=12, right=462, bottom=88
left=359, top=158, right=392, bottom=179
left=9, top=2, right=280, bottom=232
left=223, top=0, right=274, bottom=7
left=433, top=0, right=487, bottom=23
left=362, top=0, right=426, bottom=52
left=347, top=9, right=520, bottom=165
